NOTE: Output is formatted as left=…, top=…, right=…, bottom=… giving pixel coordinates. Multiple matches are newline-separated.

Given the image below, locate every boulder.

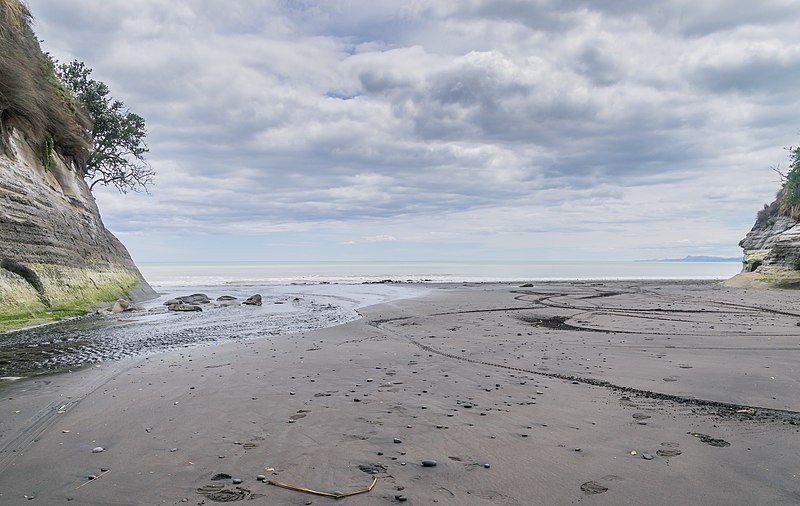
left=216, top=295, right=237, bottom=301
left=178, top=293, right=211, bottom=304
left=163, top=298, right=181, bottom=306
left=168, top=303, right=202, bottom=312
left=111, top=299, right=130, bottom=313
left=242, top=294, right=262, bottom=306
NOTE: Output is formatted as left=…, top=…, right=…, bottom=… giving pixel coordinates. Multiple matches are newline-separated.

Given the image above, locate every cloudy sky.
left=27, top=0, right=800, bottom=262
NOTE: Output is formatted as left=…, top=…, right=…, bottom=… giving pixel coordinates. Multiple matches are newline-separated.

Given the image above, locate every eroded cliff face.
left=0, top=127, right=155, bottom=329
left=729, top=203, right=800, bottom=288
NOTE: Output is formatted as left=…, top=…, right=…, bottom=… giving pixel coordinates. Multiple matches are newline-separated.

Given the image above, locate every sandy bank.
left=0, top=281, right=799, bottom=505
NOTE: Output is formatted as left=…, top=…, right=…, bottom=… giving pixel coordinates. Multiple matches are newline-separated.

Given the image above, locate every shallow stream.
left=0, top=283, right=424, bottom=378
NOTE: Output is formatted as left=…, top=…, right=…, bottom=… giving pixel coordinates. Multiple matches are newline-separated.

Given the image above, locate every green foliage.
left=42, top=134, right=53, bottom=169
left=779, top=146, right=800, bottom=209
left=0, top=0, right=91, bottom=160
left=57, top=60, right=154, bottom=193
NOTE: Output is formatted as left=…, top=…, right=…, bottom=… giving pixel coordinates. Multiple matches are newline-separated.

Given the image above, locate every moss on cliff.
left=0, top=264, right=142, bottom=331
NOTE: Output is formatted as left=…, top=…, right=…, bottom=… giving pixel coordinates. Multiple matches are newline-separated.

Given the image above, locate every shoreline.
left=1, top=280, right=799, bottom=504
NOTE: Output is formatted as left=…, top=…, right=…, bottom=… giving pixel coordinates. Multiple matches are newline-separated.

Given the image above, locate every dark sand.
left=1, top=280, right=799, bottom=505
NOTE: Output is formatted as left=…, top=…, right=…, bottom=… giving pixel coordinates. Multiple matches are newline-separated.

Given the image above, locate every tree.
left=57, top=60, right=153, bottom=193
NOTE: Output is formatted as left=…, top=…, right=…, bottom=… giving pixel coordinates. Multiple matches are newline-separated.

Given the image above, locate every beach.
left=1, top=280, right=799, bottom=505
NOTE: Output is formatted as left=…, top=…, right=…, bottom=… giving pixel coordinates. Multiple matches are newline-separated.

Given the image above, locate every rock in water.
left=178, top=293, right=210, bottom=304
left=242, top=294, right=262, bottom=306
left=168, top=303, right=202, bottom=312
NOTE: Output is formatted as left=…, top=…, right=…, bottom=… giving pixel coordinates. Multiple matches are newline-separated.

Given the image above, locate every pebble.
left=92, top=447, right=104, bottom=453
left=642, top=453, right=654, bottom=460
left=484, top=463, right=491, bottom=468
left=232, top=478, right=242, bottom=484
left=393, top=438, right=402, bottom=444
left=395, top=495, right=408, bottom=502
left=421, top=460, right=438, bottom=467
left=257, top=474, right=266, bottom=481
left=573, top=448, right=581, bottom=452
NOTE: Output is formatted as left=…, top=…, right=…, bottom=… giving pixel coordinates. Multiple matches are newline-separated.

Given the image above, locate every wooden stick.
left=267, top=475, right=377, bottom=498
left=76, top=469, right=111, bottom=489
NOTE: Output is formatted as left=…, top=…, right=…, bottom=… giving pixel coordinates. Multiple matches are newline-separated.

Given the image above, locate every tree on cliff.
left=57, top=60, right=154, bottom=193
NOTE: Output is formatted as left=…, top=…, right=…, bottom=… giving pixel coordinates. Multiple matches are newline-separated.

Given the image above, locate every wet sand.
left=1, top=280, right=799, bottom=505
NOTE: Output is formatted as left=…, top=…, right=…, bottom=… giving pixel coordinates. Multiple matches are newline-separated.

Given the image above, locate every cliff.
left=727, top=192, right=800, bottom=288
left=0, top=0, right=154, bottom=329
left=0, top=126, right=155, bottom=329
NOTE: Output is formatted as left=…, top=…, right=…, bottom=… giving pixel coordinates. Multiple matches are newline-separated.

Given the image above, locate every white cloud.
left=25, top=0, right=800, bottom=261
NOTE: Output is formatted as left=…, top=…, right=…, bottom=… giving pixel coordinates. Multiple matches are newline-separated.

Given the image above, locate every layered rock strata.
left=728, top=204, right=800, bottom=288
left=0, top=128, right=154, bottom=329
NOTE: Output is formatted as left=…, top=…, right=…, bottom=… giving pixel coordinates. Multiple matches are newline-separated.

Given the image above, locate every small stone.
left=484, top=463, right=491, bottom=468
left=92, top=446, right=104, bottom=453
left=642, top=453, right=654, bottom=460
left=393, top=438, right=402, bottom=444
left=573, top=448, right=581, bottom=452
left=257, top=474, right=266, bottom=481
left=421, top=460, right=437, bottom=467
left=100, top=468, right=109, bottom=472
left=395, top=494, right=408, bottom=502
left=232, top=478, right=242, bottom=484
left=170, top=448, right=178, bottom=452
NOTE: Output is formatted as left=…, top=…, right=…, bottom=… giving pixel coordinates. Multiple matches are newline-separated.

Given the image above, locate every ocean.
left=138, top=260, right=743, bottom=287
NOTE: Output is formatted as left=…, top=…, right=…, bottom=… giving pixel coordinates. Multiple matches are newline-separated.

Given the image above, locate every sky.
left=26, top=0, right=800, bottom=262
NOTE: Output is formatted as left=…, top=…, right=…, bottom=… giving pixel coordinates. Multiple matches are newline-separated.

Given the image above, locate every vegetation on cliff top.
left=0, top=0, right=91, bottom=164
left=758, top=146, right=800, bottom=223
left=0, top=0, right=152, bottom=193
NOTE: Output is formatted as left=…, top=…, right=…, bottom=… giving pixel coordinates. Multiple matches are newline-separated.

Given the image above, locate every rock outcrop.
left=727, top=197, right=800, bottom=288
left=0, top=126, right=155, bottom=328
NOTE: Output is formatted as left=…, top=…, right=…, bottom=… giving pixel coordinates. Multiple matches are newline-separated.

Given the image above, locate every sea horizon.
left=137, top=259, right=743, bottom=287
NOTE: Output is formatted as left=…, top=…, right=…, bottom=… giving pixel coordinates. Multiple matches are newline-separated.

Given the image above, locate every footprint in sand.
left=581, top=475, right=623, bottom=495
left=656, top=441, right=682, bottom=457
left=580, top=481, right=608, bottom=495
left=197, top=484, right=262, bottom=501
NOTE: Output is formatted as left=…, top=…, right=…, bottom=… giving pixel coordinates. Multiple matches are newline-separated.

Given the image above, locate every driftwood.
left=267, top=475, right=377, bottom=499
